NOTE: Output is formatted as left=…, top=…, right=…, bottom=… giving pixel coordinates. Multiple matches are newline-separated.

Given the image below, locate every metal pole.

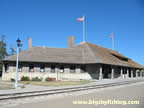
left=83, top=16, right=85, bottom=42
left=14, top=46, right=19, bottom=89
left=112, top=32, right=114, bottom=50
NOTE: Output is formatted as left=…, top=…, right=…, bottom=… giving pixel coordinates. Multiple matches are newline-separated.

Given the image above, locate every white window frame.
left=18, top=64, right=22, bottom=72
left=60, top=65, right=64, bottom=73
left=40, top=65, right=45, bottom=72
left=29, top=64, right=34, bottom=72
left=51, top=65, right=55, bottom=73
left=70, top=66, right=76, bottom=73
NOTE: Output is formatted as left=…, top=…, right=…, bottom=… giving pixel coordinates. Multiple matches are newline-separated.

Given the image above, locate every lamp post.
left=14, top=38, right=21, bottom=89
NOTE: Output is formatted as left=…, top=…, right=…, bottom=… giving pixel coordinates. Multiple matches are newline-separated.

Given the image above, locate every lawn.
left=20, top=80, right=93, bottom=86
left=0, top=83, right=14, bottom=90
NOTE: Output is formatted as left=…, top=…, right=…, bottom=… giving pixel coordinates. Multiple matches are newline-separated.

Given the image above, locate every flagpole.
left=112, top=32, right=114, bottom=50
left=83, top=16, right=85, bottom=42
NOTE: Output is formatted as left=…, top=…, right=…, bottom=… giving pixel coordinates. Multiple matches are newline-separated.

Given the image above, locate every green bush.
left=32, top=77, right=42, bottom=81
left=10, top=78, right=15, bottom=82
left=21, top=76, right=30, bottom=81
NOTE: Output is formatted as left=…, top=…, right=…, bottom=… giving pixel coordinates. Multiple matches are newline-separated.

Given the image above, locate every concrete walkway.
left=0, top=78, right=144, bottom=95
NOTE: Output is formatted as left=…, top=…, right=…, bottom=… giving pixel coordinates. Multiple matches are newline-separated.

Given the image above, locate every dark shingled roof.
left=3, top=42, right=143, bottom=68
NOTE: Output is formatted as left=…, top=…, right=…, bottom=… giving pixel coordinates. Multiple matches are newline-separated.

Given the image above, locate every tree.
left=9, top=39, right=23, bottom=56
left=0, top=36, right=23, bottom=73
left=9, top=45, right=16, bottom=56
left=0, top=35, right=8, bottom=72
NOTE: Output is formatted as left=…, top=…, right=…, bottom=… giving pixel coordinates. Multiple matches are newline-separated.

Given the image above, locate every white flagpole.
left=112, top=32, right=114, bottom=50
left=83, top=16, right=85, bottom=42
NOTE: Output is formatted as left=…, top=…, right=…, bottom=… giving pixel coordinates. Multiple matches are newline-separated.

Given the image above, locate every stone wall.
left=2, top=63, right=99, bottom=81
left=2, top=62, right=141, bottom=81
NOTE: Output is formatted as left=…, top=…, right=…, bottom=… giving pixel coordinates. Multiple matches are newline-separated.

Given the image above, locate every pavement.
left=7, top=78, right=144, bottom=108
left=0, top=77, right=144, bottom=95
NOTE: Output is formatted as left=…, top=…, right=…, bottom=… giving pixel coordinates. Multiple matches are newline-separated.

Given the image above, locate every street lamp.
left=14, top=38, right=21, bottom=89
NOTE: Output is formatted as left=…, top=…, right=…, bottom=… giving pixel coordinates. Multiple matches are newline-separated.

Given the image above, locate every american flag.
left=110, top=32, right=113, bottom=38
left=77, top=16, right=84, bottom=21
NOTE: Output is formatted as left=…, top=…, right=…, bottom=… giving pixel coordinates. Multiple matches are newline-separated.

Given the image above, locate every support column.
left=131, top=69, right=133, bottom=78
left=127, top=69, right=129, bottom=78
left=140, top=71, right=142, bottom=77
left=120, top=67, right=123, bottom=78
left=55, top=65, right=59, bottom=80
left=99, top=66, right=103, bottom=80
left=136, top=70, right=138, bottom=77
left=111, top=68, right=114, bottom=79
left=2, top=64, right=5, bottom=73
left=2, top=64, right=5, bottom=80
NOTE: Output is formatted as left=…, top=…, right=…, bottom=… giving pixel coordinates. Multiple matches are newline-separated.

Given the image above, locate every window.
left=60, top=65, right=64, bottom=73
left=111, top=54, right=128, bottom=62
left=29, top=64, right=34, bottom=72
left=40, top=65, right=45, bottom=72
left=5, top=64, right=9, bottom=72
left=80, top=66, right=86, bottom=73
left=51, top=65, right=55, bottom=73
left=70, top=66, right=76, bottom=73
left=18, top=64, right=22, bottom=72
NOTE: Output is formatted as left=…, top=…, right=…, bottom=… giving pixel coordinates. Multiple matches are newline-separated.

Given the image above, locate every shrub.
left=10, top=78, right=15, bottom=82
left=21, top=76, right=30, bottom=81
left=45, top=77, right=52, bottom=82
left=51, top=78, right=56, bottom=81
left=32, top=77, right=42, bottom=81
left=45, top=77, right=56, bottom=82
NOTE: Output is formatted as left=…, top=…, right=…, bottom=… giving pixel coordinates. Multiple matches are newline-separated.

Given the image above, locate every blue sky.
left=0, top=0, right=144, bottom=65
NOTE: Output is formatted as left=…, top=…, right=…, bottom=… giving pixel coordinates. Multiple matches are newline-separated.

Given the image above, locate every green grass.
left=0, top=83, right=14, bottom=89
left=20, top=80, right=93, bottom=86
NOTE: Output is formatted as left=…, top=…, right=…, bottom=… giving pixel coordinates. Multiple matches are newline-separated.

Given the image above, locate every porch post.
left=2, top=64, right=5, bottom=80
left=131, top=69, right=133, bottom=78
left=140, top=71, right=142, bottom=77
left=111, top=67, right=114, bottom=79
left=127, top=68, right=129, bottom=78
left=2, top=64, right=5, bottom=72
left=55, top=65, right=59, bottom=80
left=136, top=70, right=138, bottom=77
left=120, top=67, right=123, bottom=78
left=99, top=66, right=103, bottom=80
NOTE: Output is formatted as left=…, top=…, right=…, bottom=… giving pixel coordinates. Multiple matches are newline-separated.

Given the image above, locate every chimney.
left=68, top=36, right=74, bottom=48
left=28, top=37, right=32, bottom=49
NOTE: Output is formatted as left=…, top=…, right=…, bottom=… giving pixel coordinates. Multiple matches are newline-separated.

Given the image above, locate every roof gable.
left=79, top=42, right=142, bottom=68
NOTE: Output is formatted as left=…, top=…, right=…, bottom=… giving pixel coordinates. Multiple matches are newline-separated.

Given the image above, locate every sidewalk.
left=0, top=77, right=144, bottom=95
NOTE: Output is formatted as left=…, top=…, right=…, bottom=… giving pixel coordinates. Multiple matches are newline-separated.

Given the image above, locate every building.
left=2, top=36, right=143, bottom=81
